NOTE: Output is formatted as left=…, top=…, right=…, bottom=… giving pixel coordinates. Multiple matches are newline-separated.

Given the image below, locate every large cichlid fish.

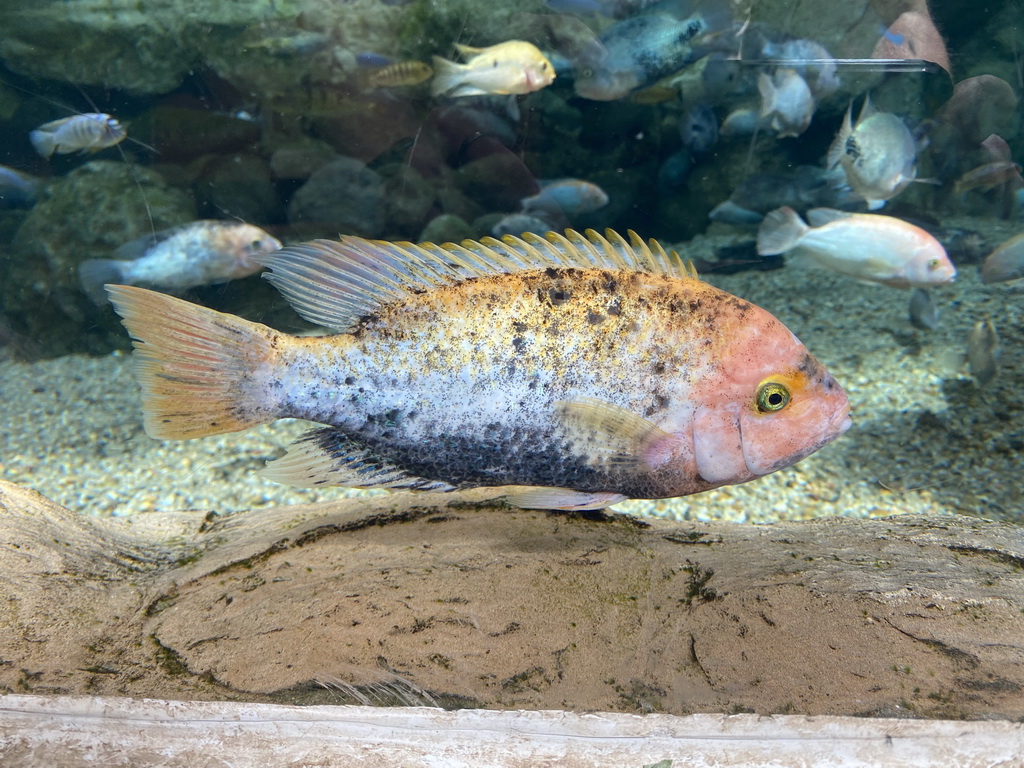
left=107, top=229, right=851, bottom=511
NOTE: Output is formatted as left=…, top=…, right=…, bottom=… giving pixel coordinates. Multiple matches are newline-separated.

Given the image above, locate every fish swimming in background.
left=30, top=113, right=127, bottom=157
left=367, top=61, right=434, bottom=88
left=826, top=97, right=919, bottom=210
left=0, top=164, right=42, bottom=207
left=756, top=36, right=841, bottom=98
left=106, top=229, right=851, bottom=511
left=79, top=220, right=282, bottom=304
left=757, top=207, right=956, bottom=288
left=678, top=103, right=718, bottom=155
left=757, top=68, right=814, bottom=138
left=981, top=233, right=1024, bottom=284
left=708, top=166, right=856, bottom=225
left=520, top=179, right=610, bottom=218
left=908, top=287, right=939, bottom=330
left=431, top=41, right=555, bottom=98
left=966, top=318, right=999, bottom=387
left=573, top=0, right=731, bottom=101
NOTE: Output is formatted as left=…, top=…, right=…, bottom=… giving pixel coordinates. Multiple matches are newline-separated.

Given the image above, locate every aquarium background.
left=0, top=0, right=1020, bottom=524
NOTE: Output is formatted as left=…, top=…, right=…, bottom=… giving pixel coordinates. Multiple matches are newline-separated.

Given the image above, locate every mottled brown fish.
left=107, top=229, right=850, bottom=511
left=367, top=61, right=434, bottom=88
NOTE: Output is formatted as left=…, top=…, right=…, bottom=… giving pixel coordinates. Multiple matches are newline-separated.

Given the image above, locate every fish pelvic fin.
left=106, top=285, right=282, bottom=440
left=262, top=426, right=455, bottom=490
left=504, top=487, right=629, bottom=511
left=756, top=206, right=809, bottom=256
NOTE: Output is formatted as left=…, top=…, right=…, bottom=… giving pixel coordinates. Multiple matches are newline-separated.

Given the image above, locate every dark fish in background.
left=657, top=150, right=692, bottom=191
left=908, top=287, right=939, bottom=330
left=573, top=0, right=731, bottom=101
left=981, top=234, right=1024, bottom=284
left=967, top=318, right=999, bottom=387
left=0, top=164, right=42, bottom=207
left=679, top=103, right=718, bottom=154
left=508, top=13, right=608, bottom=73
left=709, top=166, right=856, bottom=225
left=30, top=113, right=127, bottom=157
left=79, top=220, right=281, bottom=304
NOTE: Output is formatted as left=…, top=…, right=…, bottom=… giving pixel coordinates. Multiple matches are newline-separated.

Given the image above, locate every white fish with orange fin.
left=30, top=113, right=127, bottom=157
left=431, top=41, right=555, bottom=97
left=106, top=229, right=851, bottom=511
left=79, top=220, right=281, bottom=304
left=757, top=207, right=956, bottom=288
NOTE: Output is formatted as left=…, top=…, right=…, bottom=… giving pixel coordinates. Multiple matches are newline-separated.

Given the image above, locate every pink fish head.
left=905, top=239, right=956, bottom=287
left=686, top=304, right=851, bottom=487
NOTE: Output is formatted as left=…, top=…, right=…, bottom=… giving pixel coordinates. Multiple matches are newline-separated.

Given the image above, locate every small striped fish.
left=29, top=113, right=127, bottom=157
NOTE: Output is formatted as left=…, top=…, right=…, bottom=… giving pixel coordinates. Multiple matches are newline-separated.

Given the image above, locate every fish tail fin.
left=756, top=206, right=809, bottom=255
left=430, top=55, right=466, bottom=97
left=757, top=72, right=777, bottom=117
left=106, top=285, right=282, bottom=440
left=78, top=259, right=129, bottom=305
left=28, top=130, right=56, bottom=158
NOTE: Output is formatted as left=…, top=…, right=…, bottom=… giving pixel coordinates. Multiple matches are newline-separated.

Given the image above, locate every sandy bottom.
left=1, top=220, right=1021, bottom=524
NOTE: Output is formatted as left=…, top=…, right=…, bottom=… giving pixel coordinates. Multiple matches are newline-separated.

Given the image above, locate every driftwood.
left=1, top=478, right=1023, bottom=719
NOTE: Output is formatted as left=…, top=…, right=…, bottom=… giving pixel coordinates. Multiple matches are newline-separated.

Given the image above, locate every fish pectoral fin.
left=555, top=397, right=680, bottom=473
left=504, top=487, right=628, bottom=511
left=261, top=427, right=455, bottom=491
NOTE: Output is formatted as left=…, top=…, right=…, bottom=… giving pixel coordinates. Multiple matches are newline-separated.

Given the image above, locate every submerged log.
left=0, top=478, right=1023, bottom=718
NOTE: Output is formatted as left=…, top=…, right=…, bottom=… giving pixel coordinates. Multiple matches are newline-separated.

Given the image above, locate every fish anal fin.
left=504, top=487, right=628, bottom=511
left=556, top=397, right=680, bottom=473
left=262, top=427, right=455, bottom=491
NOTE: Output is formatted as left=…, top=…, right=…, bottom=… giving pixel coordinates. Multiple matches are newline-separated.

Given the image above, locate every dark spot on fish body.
left=586, top=311, right=605, bottom=325
left=606, top=298, right=622, bottom=316
left=511, top=337, right=526, bottom=353
left=548, top=287, right=572, bottom=306
left=344, top=376, right=356, bottom=385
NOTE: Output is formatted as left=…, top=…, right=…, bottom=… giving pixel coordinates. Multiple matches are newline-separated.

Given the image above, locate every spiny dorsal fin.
left=258, top=228, right=693, bottom=332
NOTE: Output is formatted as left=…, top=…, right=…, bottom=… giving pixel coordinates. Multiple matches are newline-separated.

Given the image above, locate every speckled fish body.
left=106, top=229, right=850, bottom=511
left=367, top=60, right=434, bottom=88
left=574, top=0, right=730, bottom=101
left=29, top=114, right=126, bottom=157
left=78, top=220, right=281, bottom=304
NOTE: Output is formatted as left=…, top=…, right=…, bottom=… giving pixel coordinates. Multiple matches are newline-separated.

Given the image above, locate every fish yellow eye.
left=755, top=381, right=790, bottom=413
left=928, top=258, right=940, bottom=269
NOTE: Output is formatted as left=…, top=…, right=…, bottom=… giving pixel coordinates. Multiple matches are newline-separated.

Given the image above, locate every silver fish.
left=967, top=318, right=999, bottom=387
left=29, top=113, right=127, bottom=157
left=757, top=68, right=814, bottom=138
left=826, top=96, right=918, bottom=209
left=78, top=220, right=281, bottom=304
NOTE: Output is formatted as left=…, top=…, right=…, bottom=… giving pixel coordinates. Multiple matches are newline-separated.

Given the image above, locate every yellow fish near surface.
left=367, top=60, right=434, bottom=88
left=431, top=40, right=555, bottom=98
left=107, top=229, right=851, bottom=511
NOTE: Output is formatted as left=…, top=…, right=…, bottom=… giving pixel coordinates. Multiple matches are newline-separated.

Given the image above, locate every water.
left=0, top=0, right=1021, bottom=524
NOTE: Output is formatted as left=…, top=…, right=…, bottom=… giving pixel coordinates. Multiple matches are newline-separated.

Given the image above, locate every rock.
left=192, top=153, right=283, bottom=223
left=419, top=213, right=473, bottom=244
left=1, top=477, right=1023, bottom=720
left=287, top=157, right=384, bottom=238
left=380, top=164, right=436, bottom=237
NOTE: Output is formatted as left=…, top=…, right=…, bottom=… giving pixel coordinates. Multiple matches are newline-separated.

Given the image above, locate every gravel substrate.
left=1, top=220, right=1021, bottom=523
